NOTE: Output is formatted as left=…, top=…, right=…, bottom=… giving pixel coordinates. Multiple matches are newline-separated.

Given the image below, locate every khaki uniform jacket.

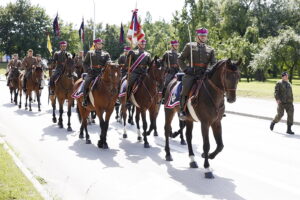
left=275, top=80, right=293, bottom=103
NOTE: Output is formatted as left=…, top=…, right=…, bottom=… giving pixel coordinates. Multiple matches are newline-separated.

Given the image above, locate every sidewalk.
left=225, top=97, right=300, bottom=125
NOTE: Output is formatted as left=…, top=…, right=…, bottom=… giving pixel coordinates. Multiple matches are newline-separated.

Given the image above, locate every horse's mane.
left=207, top=59, right=238, bottom=78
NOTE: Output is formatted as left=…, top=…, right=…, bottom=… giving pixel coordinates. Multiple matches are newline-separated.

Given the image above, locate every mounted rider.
left=21, top=49, right=37, bottom=92
left=162, top=40, right=181, bottom=96
left=126, top=39, right=151, bottom=100
left=49, top=41, right=72, bottom=95
left=82, top=38, right=111, bottom=107
left=118, top=46, right=131, bottom=78
left=36, top=54, right=47, bottom=89
left=178, top=28, right=217, bottom=120
left=6, top=53, right=22, bottom=86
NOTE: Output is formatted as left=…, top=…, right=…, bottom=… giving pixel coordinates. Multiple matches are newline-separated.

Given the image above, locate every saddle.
left=118, top=76, right=142, bottom=98
left=71, top=74, right=101, bottom=99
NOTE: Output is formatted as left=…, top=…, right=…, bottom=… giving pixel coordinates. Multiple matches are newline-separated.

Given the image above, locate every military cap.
left=93, top=38, right=104, bottom=44
left=139, top=39, right=147, bottom=44
left=124, top=46, right=131, bottom=51
left=28, top=49, right=33, bottom=52
left=196, top=28, right=208, bottom=36
left=170, top=40, right=179, bottom=45
left=12, top=53, right=18, bottom=57
left=59, top=41, right=67, bottom=45
left=281, top=72, right=288, bottom=77
left=36, top=54, right=41, bottom=57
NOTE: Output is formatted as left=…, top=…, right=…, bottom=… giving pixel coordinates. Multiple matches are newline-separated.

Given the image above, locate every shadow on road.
left=69, top=140, right=121, bottom=168
left=165, top=162, right=246, bottom=200
left=41, top=124, right=70, bottom=141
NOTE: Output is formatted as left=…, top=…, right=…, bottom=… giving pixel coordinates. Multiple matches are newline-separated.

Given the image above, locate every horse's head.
left=102, top=62, right=121, bottom=84
left=222, top=58, right=241, bottom=103
left=32, top=66, right=43, bottom=81
left=208, top=58, right=241, bottom=103
left=64, top=53, right=75, bottom=79
left=149, top=56, right=165, bottom=86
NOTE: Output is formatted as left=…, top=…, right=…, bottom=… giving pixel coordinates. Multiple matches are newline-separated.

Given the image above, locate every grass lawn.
left=237, top=78, right=300, bottom=102
left=0, top=143, right=43, bottom=200
left=0, top=62, right=7, bottom=75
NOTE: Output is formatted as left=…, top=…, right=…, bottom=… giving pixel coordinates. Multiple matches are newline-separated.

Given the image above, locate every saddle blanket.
left=71, top=76, right=100, bottom=99
left=165, top=81, right=182, bottom=109
left=118, top=79, right=138, bottom=98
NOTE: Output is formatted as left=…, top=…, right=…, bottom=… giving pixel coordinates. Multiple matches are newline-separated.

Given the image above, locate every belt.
left=169, top=64, right=179, bottom=67
left=194, top=63, right=207, bottom=67
left=137, top=64, right=147, bottom=68
left=57, top=62, right=65, bottom=65
left=92, top=65, right=105, bottom=69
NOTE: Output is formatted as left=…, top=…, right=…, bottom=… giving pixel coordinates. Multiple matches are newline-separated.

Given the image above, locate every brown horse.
left=18, top=66, right=43, bottom=111
left=50, top=56, right=75, bottom=131
left=164, top=58, right=241, bottom=178
left=74, top=63, right=121, bottom=147
left=8, top=67, right=20, bottom=105
left=120, top=57, right=165, bottom=148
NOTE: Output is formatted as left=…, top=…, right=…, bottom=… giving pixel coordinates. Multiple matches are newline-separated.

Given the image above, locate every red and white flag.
left=127, top=9, right=145, bottom=47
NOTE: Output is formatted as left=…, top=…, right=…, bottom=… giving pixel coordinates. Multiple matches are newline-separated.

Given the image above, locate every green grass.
left=0, top=62, right=7, bottom=75
left=0, top=143, right=43, bottom=200
left=237, top=78, right=300, bottom=102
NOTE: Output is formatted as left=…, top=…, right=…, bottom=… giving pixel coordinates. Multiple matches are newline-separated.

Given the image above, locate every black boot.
left=179, top=96, right=187, bottom=121
left=270, top=122, right=275, bottom=131
left=287, top=125, right=295, bottom=135
left=82, top=95, right=88, bottom=107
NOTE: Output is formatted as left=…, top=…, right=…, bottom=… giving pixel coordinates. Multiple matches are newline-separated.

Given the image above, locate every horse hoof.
left=208, top=153, right=216, bottom=159
left=102, top=143, right=109, bottom=149
left=137, top=136, right=142, bottom=141
left=52, top=118, right=57, bottom=123
left=18, top=105, right=21, bottom=109
left=172, top=131, right=180, bottom=138
left=97, top=140, right=108, bottom=149
left=154, top=132, right=158, bottom=136
left=67, top=127, right=72, bottom=132
left=180, top=140, right=187, bottom=145
left=123, top=134, right=127, bottom=139
left=204, top=172, right=214, bottom=179
left=58, top=124, right=63, bottom=128
left=86, top=140, right=91, bottom=144
left=92, top=119, right=95, bottom=124
left=29, top=109, right=32, bottom=112
left=144, top=143, right=150, bottom=148
left=79, top=134, right=84, bottom=139
left=130, top=122, right=135, bottom=126
left=190, top=161, right=198, bottom=168
left=166, top=155, right=173, bottom=161
left=25, top=107, right=28, bottom=110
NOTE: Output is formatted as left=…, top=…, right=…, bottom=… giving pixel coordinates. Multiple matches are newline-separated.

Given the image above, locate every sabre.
left=187, top=25, right=193, bottom=68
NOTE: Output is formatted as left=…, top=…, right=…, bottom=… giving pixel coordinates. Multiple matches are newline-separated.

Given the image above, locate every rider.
left=162, top=40, right=181, bottom=97
left=21, top=49, right=37, bottom=92
left=118, top=46, right=131, bottom=78
left=36, top=54, right=47, bottom=89
left=6, top=53, right=22, bottom=86
left=82, top=38, right=111, bottom=107
left=126, top=39, right=151, bottom=100
left=49, top=41, right=72, bottom=95
left=75, top=51, right=84, bottom=74
left=178, top=28, right=217, bottom=120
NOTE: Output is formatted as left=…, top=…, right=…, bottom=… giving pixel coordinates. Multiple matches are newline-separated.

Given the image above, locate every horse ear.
left=154, top=55, right=159, bottom=61
left=226, top=58, right=232, bottom=65
left=236, top=58, right=242, bottom=66
left=72, top=53, right=76, bottom=59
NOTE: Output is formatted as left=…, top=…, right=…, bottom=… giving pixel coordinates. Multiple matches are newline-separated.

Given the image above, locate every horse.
left=120, top=56, right=165, bottom=148
left=164, top=58, right=241, bottom=179
left=8, top=67, right=20, bottom=105
left=74, top=63, right=121, bottom=147
left=18, top=66, right=43, bottom=111
left=50, top=55, right=75, bottom=131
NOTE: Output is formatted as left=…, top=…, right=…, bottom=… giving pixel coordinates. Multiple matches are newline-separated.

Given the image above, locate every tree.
left=0, top=0, right=51, bottom=57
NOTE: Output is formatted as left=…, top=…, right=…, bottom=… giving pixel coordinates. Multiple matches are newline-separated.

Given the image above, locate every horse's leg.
left=185, top=120, right=198, bottom=168
left=146, top=104, right=157, bottom=136
left=164, top=108, right=176, bottom=161
left=141, top=110, right=149, bottom=148
left=29, top=91, right=33, bottom=111
left=121, top=100, right=128, bottom=138
left=67, top=99, right=73, bottom=131
left=14, top=89, right=18, bottom=105
left=82, top=108, right=91, bottom=144
left=25, top=93, right=28, bottom=110
left=84, top=118, right=91, bottom=144
left=97, top=110, right=108, bottom=149
left=91, top=111, right=96, bottom=123
left=18, top=89, right=22, bottom=109
left=10, top=88, right=13, bottom=103
left=135, top=108, right=142, bottom=141
left=115, top=103, right=120, bottom=121
left=37, top=90, right=41, bottom=112
left=58, top=99, right=64, bottom=128
left=201, top=122, right=214, bottom=179
left=52, top=97, right=57, bottom=123
left=101, top=109, right=114, bottom=148
left=207, top=120, right=223, bottom=160
left=179, top=120, right=186, bottom=145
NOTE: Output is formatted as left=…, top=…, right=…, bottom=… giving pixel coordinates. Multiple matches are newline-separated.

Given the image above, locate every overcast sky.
left=1, top=0, right=185, bottom=29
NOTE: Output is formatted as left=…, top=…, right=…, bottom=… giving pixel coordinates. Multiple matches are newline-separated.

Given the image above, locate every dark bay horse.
left=164, top=58, right=241, bottom=178
left=8, top=67, right=20, bottom=105
left=50, top=56, right=75, bottom=131
left=18, top=66, right=43, bottom=111
left=74, top=63, right=121, bottom=148
left=121, top=57, right=165, bottom=148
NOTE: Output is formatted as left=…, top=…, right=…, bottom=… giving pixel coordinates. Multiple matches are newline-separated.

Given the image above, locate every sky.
left=1, top=0, right=185, bottom=29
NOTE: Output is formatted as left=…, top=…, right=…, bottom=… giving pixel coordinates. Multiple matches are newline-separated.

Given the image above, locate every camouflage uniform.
left=7, top=59, right=22, bottom=86
left=118, top=54, right=128, bottom=78
left=126, top=48, right=151, bottom=98
left=22, top=56, right=37, bottom=90
left=162, top=49, right=181, bottom=93
left=49, top=50, right=72, bottom=89
left=82, top=49, right=111, bottom=106
left=272, top=80, right=294, bottom=126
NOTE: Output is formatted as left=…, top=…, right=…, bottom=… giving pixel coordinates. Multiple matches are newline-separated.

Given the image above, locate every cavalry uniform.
left=36, top=55, right=47, bottom=89
left=22, top=53, right=37, bottom=91
left=270, top=72, right=294, bottom=134
left=178, top=28, right=217, bottom=119
left=126, top=40, right=151, bottom=99
left=7, top=57, right=22, bottom=86
left=82, top=38, right=111, bottom=106
left=118, top=46, right=131, bottom=78
left=74, top=54, right=84, bottom=73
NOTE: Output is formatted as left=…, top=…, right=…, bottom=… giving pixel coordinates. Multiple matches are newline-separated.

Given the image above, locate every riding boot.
left=287, top=125, right=295, bottom=135
left=179, top=96, right=188, bottom=121
left=82, top=81, right=89, bottom=107
left=126, top=86, right=132, bottom=105
left=270, top=122, right=276, bottom=131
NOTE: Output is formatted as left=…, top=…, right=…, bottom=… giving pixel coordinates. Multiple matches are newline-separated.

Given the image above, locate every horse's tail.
left=76, top=105, right=82, bottom=122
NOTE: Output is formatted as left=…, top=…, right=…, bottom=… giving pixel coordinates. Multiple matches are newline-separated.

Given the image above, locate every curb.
left=0, top=137, right=52, bottom=200
left=225, top=110, right=300, bottom=126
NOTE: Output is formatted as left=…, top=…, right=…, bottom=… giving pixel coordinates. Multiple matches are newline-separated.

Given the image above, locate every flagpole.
left=93, top=0, right=96, bottom=40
